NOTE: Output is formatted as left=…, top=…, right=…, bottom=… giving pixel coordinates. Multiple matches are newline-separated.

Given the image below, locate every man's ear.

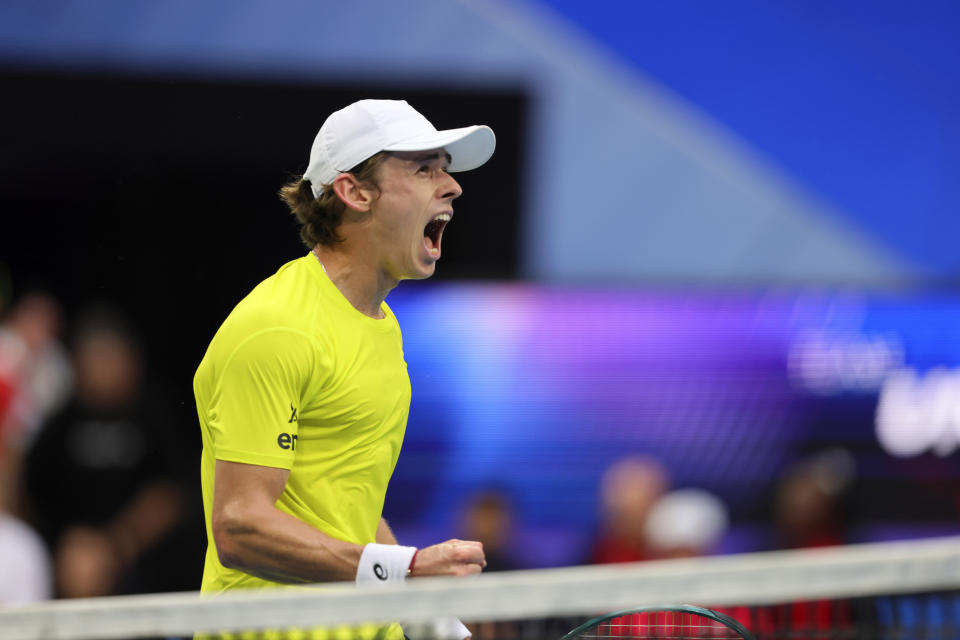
left=332, top=173, right=376, bottom=212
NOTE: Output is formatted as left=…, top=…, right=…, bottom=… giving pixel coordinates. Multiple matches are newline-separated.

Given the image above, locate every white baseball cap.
left=304, top=99, right=496, bottom=197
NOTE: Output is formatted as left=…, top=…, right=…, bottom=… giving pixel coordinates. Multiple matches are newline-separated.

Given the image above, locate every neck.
left=313, top=245, right=397, bottom=318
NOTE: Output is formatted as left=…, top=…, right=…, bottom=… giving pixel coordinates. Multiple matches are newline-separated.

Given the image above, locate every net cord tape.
left=2, top=536, right=960, bottom=640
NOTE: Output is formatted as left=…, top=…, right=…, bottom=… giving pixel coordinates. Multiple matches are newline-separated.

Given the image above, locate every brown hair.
left=279, top=152, right=390, bottom=248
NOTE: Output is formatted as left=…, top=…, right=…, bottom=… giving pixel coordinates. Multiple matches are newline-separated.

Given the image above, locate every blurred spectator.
left=643, top=488, right=729, bottom=559
left=0, top=292, right=73, bottom=511
left=0, top=289, right=57, bottom=604
left=457, top=490, right=518, bottom=572
left=0, top=511, right=52, bottom=603
left=774, top=448, right=856, bottom=549
left=764, top=449, right=858, bottom=637
left=0, top=292, right=73, bottom=437
left=589, top=455, right=669, bottom=564
left=23, top=305, right=198, bottom=598
left=457, top=490, right=521, bottom=640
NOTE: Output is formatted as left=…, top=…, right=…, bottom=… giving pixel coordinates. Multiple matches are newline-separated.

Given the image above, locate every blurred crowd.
left=0, top=290, right=201, bottom=605
left=454, top=447, right=855, bottom=577
left=452, top=452, right=858, bottom=640
left=0, top=288, right=858, bottom=607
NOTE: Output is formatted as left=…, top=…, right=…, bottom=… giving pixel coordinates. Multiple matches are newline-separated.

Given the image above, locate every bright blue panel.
left=535, top=0, right=960, bottom=275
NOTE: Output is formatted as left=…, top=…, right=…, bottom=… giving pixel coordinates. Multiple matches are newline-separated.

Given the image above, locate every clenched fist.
left=409, top=539, right=486, bottom=577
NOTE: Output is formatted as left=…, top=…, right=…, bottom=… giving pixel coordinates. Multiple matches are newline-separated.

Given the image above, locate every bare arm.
left=213, top=460, right=487, bottom=583
left=212, top=460, right=362, bottom=583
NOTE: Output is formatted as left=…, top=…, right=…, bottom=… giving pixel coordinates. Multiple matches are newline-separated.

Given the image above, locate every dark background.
left=1, top=68, right=527, bottom=394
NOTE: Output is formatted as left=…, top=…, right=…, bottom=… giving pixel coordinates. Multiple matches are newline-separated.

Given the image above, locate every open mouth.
left=423, top=213, right=451, bottom=256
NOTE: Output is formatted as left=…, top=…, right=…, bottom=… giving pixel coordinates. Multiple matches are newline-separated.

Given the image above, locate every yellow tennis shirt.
left=194, top=252, right=412, bottom=593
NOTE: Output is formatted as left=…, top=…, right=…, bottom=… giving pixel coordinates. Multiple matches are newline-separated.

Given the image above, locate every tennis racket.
left=560, top=605, right=757, bottom=640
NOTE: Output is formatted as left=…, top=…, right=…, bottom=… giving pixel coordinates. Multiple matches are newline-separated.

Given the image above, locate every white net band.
left=2, top=536, right=960, bottom=640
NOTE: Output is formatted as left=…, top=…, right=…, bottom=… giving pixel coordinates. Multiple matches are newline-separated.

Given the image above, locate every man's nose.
left=439, top=172, right=463, bottom=200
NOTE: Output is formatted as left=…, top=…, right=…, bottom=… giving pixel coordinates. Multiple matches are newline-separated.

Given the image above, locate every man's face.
left=369, top=148, right=463, bottom=281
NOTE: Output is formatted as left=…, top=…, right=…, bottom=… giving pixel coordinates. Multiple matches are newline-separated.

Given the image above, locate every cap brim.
left=383, top=125, right=496, bottom=172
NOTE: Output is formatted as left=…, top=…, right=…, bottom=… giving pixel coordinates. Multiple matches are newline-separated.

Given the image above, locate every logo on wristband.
left=373, top=563, right=388, bottom=580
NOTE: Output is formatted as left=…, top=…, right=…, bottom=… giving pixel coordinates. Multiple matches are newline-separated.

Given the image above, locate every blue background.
left=385, top=285, right=960, bottom=566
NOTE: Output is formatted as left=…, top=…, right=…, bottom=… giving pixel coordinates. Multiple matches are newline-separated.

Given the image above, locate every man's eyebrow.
left=409, top=151, right=452, bottom=164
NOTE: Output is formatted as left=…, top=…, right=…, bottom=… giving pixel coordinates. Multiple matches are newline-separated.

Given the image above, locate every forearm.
left=215, top=502, right=363, bottom=584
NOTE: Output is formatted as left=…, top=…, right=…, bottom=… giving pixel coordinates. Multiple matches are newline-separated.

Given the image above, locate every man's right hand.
left=410, top=539, right=486, bottom=577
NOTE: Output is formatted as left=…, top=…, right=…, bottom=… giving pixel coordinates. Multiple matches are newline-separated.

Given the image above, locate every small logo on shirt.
left=373, top=563, right=388, bottom=581
left=288, top=403, right=298, bottom=423
left=277, top=433, right=298, bottom=451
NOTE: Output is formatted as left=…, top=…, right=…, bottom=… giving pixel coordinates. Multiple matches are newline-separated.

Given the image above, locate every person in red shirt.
left=589, top=456, right=669, bottom=564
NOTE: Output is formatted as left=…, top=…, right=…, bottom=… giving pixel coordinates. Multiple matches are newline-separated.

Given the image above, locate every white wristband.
left=356, top=543, right=417, bottom=585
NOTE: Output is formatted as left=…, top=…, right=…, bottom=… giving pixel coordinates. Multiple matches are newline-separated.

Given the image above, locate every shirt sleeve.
left=206, top=328, right=323, bottom=469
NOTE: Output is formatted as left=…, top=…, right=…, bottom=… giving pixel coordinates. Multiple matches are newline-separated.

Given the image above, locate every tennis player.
left=193, top=99, right=495, bottom=638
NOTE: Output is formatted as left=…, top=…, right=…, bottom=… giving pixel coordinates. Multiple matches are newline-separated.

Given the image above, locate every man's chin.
left=398, top=262, right=436, bottom=282
left=411, top=267, right=436, bottom=281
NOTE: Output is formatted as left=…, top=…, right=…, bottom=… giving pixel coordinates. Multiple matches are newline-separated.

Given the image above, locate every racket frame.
left=559, top=604, right=757, bottom=640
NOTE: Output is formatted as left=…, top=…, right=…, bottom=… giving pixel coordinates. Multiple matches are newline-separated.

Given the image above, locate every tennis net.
left=2, top=535, right=960, bottom=640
